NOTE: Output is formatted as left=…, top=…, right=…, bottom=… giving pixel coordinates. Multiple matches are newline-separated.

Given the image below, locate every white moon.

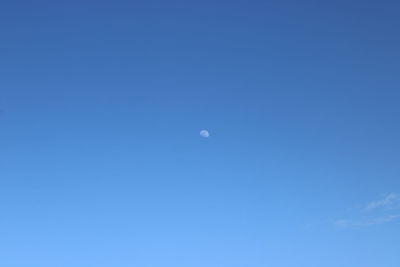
left=200, top=130, right=210, bottom=138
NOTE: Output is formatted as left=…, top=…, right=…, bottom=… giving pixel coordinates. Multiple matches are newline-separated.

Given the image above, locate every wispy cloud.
left=365, top=193, right=399, bottom=211
left=360, top=215, right=400, bottom=226
left=335, top=193, right=400, bottom=227
left=335, top=215, right=400, bottom=227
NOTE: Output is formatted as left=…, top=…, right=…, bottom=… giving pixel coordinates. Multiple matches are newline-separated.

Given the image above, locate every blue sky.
left=1, top=1, right=400, bottom=266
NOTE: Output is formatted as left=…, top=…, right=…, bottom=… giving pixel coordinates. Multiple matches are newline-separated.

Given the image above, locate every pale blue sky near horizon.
left=1, top=1, right=400, bottom=266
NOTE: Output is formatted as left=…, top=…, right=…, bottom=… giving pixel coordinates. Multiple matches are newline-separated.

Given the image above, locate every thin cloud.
left=360, top=215, right=400, bottom=226
left=365, top=193, right=399, bottom=211
left=335, top=193, right=400, bottom=227
left=336, top=215, right=400, bottom=227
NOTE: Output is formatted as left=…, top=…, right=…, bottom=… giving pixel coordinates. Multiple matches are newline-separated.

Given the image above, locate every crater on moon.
left=200, top=130, right=210, bottom=138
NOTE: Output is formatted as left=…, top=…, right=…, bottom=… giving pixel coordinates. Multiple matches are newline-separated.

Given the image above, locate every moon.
left=200, top=130, right=210, bottom=138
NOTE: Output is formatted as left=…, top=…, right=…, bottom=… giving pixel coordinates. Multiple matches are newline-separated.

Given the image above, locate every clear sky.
left=1, top=1, right=400, bottom=266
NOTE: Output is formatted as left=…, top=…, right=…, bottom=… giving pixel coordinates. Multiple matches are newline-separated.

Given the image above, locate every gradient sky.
left=1, top=1, right=400, bottom=266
